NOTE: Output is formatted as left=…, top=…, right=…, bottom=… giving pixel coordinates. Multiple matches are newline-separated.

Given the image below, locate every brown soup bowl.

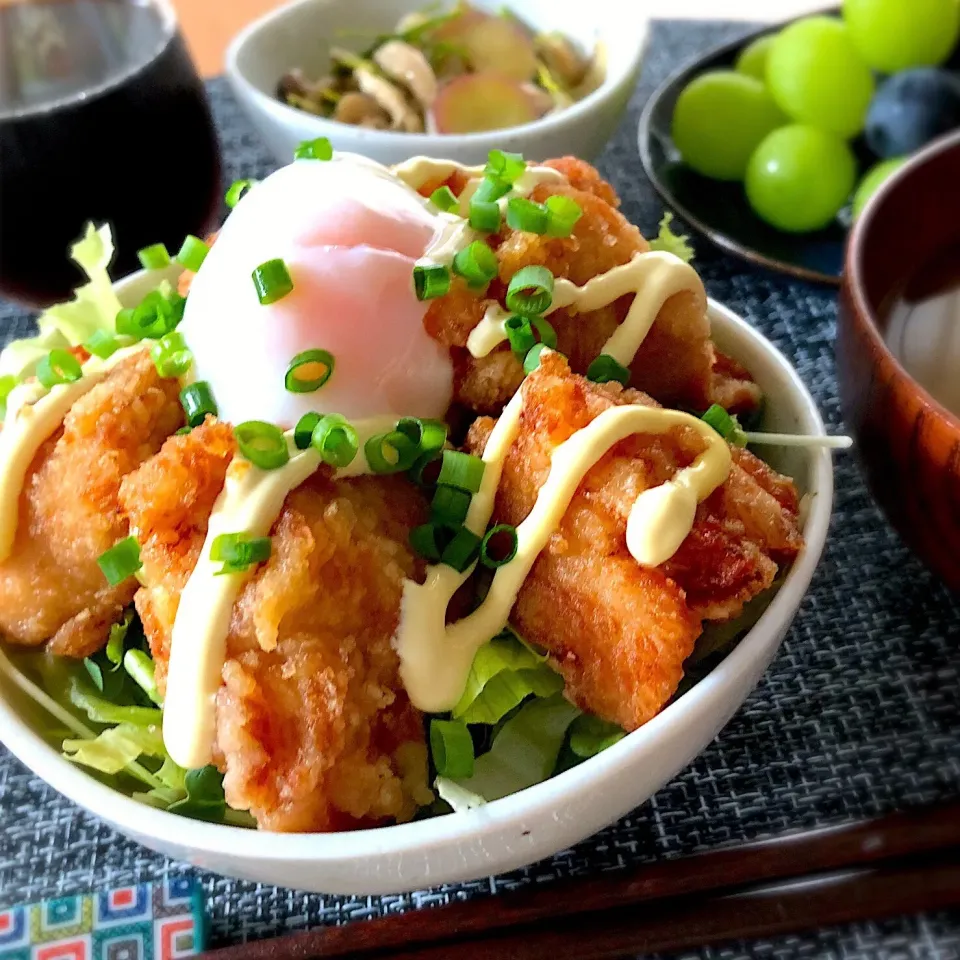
left=838, top=131, right=960, bottom=590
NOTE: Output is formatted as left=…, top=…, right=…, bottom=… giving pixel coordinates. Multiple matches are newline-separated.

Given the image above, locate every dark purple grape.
left=865, top=68, right=960, bottom=158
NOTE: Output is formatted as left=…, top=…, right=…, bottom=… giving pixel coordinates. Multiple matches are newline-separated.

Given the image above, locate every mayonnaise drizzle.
left=395, top=389, right=731, bottom=712
left=162, top=415, right=400, bottom=769
left=0, top=344, right=145, bottom=562
left=467, top=250, right=704, bottom=365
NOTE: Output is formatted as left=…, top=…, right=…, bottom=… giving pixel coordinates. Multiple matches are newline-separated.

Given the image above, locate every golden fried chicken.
left=119, top=423, right=433, bottom=832
left=0, top=350, right=183, bottom=657
left=464, top=353, right=802, bottom=731
left=422, top=157, right=762, bottom=415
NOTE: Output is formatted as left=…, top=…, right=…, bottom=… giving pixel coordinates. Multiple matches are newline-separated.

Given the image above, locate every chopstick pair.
left=202, top=803, right=960, bottom=960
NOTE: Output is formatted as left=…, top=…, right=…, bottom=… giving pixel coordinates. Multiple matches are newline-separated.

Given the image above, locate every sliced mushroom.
left=522, top=82, right=560, bottom=117
left=334, top=91, right=391, bottom=129
left=534, top=32, right=590, bottom=89
left=355, top=65, right=424, bottom=132
left=373, top=40, right=437, bottom=109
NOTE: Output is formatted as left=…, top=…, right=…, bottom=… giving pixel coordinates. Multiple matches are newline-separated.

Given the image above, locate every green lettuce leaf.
left=62, top=722, right=165, bottom=775
left=649, top=212, right=694, bottom=263
left=68, top=674, right=162, bottom=727
left=452, top=632, right=563, bottom=725
left=567, top=714, right=625, bottom=758
left=448, top=693, right=580, bottom=802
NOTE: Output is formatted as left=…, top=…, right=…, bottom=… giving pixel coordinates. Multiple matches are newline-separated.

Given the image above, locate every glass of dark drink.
left=0, top=0, right=222, bottom=307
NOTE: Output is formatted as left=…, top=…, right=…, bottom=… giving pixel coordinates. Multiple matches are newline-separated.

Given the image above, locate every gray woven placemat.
left=1, top=18, right=959, bottom=958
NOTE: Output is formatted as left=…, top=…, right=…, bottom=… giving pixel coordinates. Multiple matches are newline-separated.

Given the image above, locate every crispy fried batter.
left=0, top=350, right=182, bottom=657
left=119, top=424, right=433, bottom=832
left=424, top=157, right=760, bottom=415
left=464, top=353, right=802, bottom=731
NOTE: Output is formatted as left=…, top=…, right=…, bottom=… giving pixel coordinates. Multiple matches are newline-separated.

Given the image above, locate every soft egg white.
left=179, top=155, right=453, bottom=428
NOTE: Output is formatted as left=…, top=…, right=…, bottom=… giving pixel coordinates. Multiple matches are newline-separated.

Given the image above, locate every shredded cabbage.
left=452, top=631, right=563, bottom=725
left=448, top=693, right=580, bottom=802
left=0, top=222, right=123, bottom=380
left=649, top=212, right=695, bottom=263
left=63, top=722, right=166, bottom=775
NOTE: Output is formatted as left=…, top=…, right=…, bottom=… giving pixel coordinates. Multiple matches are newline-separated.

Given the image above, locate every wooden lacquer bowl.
left=838, top=131, right=960, bottom=590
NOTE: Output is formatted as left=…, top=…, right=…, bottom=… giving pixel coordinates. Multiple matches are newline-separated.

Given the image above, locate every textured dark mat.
left=1, top=18, right=959, bottom=959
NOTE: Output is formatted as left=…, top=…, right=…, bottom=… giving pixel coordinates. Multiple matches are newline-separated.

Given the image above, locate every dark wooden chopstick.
left=202, top=802, right=960, bottom=960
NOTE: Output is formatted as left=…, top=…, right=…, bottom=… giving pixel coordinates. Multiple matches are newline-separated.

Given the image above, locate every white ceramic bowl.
left=225, top=0, right=648, bottom=167
left=0, top=266, right=832, bottom=895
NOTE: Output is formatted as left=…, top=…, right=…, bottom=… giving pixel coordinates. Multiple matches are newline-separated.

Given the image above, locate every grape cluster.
left=670, top=0, right=960, bottom=234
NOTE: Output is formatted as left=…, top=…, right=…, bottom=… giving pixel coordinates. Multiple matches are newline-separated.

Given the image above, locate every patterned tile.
left=0, top=883, right=202, bottom=960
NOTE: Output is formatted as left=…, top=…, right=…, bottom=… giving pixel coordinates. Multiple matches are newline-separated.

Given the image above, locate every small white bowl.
left=0, top=267, right=832, bottom=895
left=225, top=0, right=648, bottom=167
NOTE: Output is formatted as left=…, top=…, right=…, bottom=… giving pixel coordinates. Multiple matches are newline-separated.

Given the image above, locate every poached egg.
left=179, top=155, right=453, bottom=428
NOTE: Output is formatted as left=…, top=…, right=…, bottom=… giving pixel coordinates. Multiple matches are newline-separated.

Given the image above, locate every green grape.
left=766, top=16, right=875, bottom=138
left=735, top=35, right=775, bottom=80
left=844, top=0, right=960, bottom=72
left=671, top=71, right=786, bottom=181
left=745, top=125, right=856, bottom=233
left=852, top=157, right=906, bottom=218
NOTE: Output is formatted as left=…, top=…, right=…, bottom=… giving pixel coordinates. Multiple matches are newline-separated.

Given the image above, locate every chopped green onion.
left=176, top=235, right=209, bottom=272
left=480, top=524, right=519, bottom=568
left=429, top=186, right=459, bottom=213
left=430, top=718, right=475, bottom=778
left=225, top=178, right=256, bottom=208
left=506, top=196, right=549, bottom=235
left=137, top=243, right=171, bottom=270
left=311, top=414, right=359, bottom=468
left=149, top=331, right=193, bottom=379
left=364, top=430, right=418, bottom=474
left=116, top=290, right=185, bottom=340
left=234, top=421, right=290, bottom=470
left=284, top=348, right=334, bottom=393
left=97, top=536, right=142, bottom=586
left=587, top=354, right=630, bottom=386
left=0, top=374, right=17, bottom=419
left=294, top=412, right=322, bottom=450
left=702, top=404, right=745, bottom=445
left=252, top=259, right=294, bottom=305
left=531, top=316, right=557, bottom=349
left=84, top=330, right=121, bottom=360
left=413, top=263, right=451, bottom=301
left=432, top=484, right=472, bottom=525
left=294, top=136, right=333, bottom=160
left=545, top=195, right=583, bottom=237
left=419, top=418, right=448, bottom=453
left=473, top=177, right=512, bottom=204
left=396, top=417, right=447, bottom=454
left=441, top=526, right=482, bottom=572
left=180, top=381, right=217, bottom=427
left=505, top=315, right=536, bottom=358
left=452, top=241, right=498, bottom=288
left=506, top=265, right=554, bottom=316
left=37, top=349, right=82, bottom=388
left=210, top=531, right=272, bottom=574
left=438, top=450, right=485, bottom=493
left=410, top=522, right=450, bottom=562
left=410, top=449, right=444, bottom=488
left=523, top=342, right=551, bottom=374
left=123, top=649, right=162, bottom=705
left=484, top=149, right=526, bottom=184
left=468, top=197, right=502, bottom=234
left=175, top=426, right=192, bottom=436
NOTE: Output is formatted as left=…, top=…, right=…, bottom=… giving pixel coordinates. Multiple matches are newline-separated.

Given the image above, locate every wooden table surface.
left=170, top=0, right=823, bottom=76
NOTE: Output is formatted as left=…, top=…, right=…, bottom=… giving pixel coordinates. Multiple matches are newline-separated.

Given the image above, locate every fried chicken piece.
left=0, top=350, right=183, bottom=657
left=119, top=424, right=432, bottom=832
left=424, top=157, right=761, bottom=416
left=464, top=353, right=802, bottom=731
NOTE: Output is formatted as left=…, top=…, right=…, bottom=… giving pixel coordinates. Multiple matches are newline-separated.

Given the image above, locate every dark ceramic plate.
left=638, top=16, right=846, bottom=286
